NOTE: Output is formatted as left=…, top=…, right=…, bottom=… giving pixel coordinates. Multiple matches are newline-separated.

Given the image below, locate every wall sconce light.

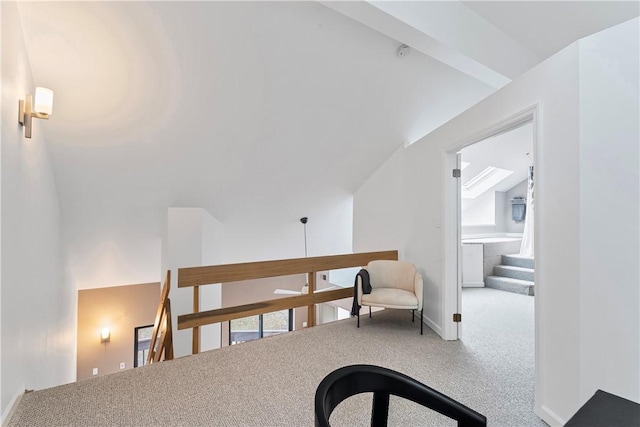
left=18, top=87, right=54, bottom=139
left=101, top=327, right=110, bottom=343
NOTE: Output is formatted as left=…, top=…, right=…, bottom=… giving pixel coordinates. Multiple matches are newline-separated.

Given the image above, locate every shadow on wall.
left=76, top=282, right=160, bottom=381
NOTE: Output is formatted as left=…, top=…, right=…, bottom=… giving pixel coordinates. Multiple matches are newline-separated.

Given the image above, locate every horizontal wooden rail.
left=177, top=250, right=398, bottom=353
left=178, top=287, right=352, bottom=330
left=177, top=250, right=398, bottom=288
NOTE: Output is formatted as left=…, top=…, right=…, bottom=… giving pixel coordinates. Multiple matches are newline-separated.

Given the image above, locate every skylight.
left=462, top=166, right=513, bottom=199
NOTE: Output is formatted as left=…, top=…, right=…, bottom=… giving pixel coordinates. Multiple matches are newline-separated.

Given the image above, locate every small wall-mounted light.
left=101, top=327, right=110, bottom=343
left=18, top=87, right=54, bottom=139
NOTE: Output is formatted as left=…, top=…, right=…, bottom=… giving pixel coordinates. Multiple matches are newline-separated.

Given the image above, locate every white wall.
left=166, top=208, right=223, bottom=358
left=353, top=147, right=404, bottom=254
left=0, top=0, right=3, bottom=413
left=1, top=1, right=4, bottom=415
left=220, top=194, right=354, bottom=264
left=353, top=18, right=639, bottom=425
left=461, top=191, right=497, bottom=227
left=64, top=207, right=163, bottom=290
left=578, top=19, right=639, bottom=404
left=456, top=183, right=528, bottom=236
left=67, top=192, right=354, bottom=294
left=200, top=210, right=224, bottom=351
left=1, top=1, right=75, bottom=417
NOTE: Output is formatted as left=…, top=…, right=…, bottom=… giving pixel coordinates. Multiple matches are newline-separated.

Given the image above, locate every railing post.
left=307, top=271, right=315, bottom=327
left=192, top=285, right=200, bottom=354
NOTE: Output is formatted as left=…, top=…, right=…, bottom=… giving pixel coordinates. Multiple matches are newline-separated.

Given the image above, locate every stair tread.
left=486, top=275, right=534, bottom=296
left=503, top=254, right=534, bottom=260
left=486, top=276, right=534, bottom=285
left=495, top=265, right=534, bottom=273
left=501, top=254, right=535, bottom=269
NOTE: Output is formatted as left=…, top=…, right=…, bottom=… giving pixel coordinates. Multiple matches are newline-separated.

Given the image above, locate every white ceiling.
left=464, top=1, right=640, bottom=60
left=14, top=1, right=638, bottom=223
left=16, top=1, right=494, bottom=222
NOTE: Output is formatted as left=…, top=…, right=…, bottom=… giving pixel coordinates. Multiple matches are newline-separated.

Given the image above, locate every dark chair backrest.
left=315, top=364, right=487, bottom=427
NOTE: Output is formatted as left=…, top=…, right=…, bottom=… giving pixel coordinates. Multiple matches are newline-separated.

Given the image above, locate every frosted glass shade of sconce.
left=34, top=87, right=54, bottom=115
left=101, top=327, right=110, bottom=343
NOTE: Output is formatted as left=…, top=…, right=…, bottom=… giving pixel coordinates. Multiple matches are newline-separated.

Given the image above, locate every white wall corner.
left=537, top=404, right=567, bottom=427
left=422, top=313, right=442, bottom=338
left=1, top=387, right=25, bottom=426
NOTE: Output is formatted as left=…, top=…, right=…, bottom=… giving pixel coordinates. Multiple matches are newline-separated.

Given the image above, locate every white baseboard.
left=423, top=314, right=442, bottom=337
left=536, top=405, right=566, bottom=427
left=461, top=232, right=524, bottom=239
left=462, top=282, right=485, bottom=288
left=1, top=386, right=25, bottom=426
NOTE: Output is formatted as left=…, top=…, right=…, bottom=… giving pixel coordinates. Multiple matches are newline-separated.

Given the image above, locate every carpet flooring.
left=9, top=288, right=546, bottom=426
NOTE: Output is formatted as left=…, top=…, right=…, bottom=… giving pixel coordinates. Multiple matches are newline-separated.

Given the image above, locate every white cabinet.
left=462, top=243, right=484, bottom=287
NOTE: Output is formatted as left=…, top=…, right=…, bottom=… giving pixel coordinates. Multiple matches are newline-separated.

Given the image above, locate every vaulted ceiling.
left=15, top=1, right=639, bottom=222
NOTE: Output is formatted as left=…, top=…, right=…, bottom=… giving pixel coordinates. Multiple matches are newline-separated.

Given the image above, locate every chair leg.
left=420, top=309, right=423, bottom=335
left=357, top=310, right=360, bottom=328
left=371, top=391, right=390, bottom=427
left=411, top=310, right=414, bottom=322
left=369, top=306, right=372, bottom=318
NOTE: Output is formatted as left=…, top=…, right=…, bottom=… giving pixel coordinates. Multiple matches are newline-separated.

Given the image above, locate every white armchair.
left=356, top=260, right=424, bottom=334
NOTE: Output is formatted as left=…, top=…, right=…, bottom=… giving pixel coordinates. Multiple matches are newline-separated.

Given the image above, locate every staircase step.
left=502, top=254, right=534, bottom=269
left=494, top=265, right=534, bottom=282
left=485, top=276, right=534, bottom=296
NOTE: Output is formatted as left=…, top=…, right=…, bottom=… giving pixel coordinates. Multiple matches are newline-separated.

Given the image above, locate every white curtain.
left=519, top=166, right=534, bottom=257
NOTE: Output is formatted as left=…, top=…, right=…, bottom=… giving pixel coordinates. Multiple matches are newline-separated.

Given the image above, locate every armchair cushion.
left=361, top=288, right=419, bottom=310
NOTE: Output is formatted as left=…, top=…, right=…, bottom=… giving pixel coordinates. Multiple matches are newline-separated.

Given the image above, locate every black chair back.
left=315, top=364, right=486, bottom=427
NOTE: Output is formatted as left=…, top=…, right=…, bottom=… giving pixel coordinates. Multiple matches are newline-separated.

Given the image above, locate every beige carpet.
left=9, top=288, right=545, bottom=426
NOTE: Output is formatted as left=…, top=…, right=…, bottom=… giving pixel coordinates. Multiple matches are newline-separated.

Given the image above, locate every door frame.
left=442, top=105, right=539, bottom=341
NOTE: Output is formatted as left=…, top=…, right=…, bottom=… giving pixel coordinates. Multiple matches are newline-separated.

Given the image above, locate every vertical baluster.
left=193, top=285, right=200, bottom=354
left=307, top=271, right=315, bottom=327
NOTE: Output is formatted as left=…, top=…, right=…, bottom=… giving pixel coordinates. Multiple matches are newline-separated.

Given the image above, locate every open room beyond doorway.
left=460, top=120, right=535, bottom=307
left=457, top=117, right=535, bottom=339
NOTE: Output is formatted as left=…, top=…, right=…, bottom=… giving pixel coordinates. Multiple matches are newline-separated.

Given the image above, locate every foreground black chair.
left=315, top=365, right=486, bottom=427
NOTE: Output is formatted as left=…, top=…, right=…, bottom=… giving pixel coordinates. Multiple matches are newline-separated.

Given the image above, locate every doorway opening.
left=443, top=107, right=538, bottom=342
left=458, top=121, right=535, bottom=346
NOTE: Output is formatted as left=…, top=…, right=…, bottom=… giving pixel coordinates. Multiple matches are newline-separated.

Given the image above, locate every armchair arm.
left=356, top=275, right=363, bottom=305
left=414, top=272, right=423, bottom=311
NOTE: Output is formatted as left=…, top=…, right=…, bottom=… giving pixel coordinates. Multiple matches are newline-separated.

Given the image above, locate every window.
left=134, top=325, right=154, bottom=367
left=229, top=309, right=293, bottom=345
left=262, top=310, right=291, bottom=338
left=462, top=166, right=513, bottom=199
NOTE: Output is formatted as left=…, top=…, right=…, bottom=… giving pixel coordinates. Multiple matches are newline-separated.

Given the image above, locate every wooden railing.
left=177, top=250, right=398, bottom=354
left=146, top=271, right=174, bottom=364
